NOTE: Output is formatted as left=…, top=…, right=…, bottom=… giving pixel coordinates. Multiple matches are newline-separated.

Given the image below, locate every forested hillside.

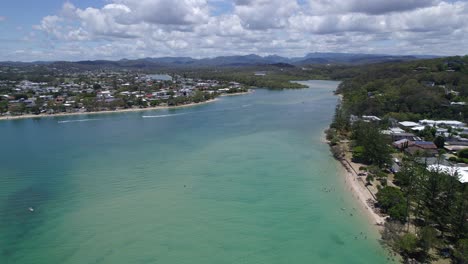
left=337, top=56, right=468, bottom=122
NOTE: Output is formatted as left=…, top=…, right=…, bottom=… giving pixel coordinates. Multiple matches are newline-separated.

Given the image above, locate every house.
left=419, top=119, right=465, bottom=128
left=405, top=141, right=439, bottom=156
left=391, top=132, right=419, bottom=142
left=39, top=95, right=54, bottom=101
left=444, top=140, right=468, bottom=153
left=179, top=88, right=193, bottom=96
left=399, top=121, right=419, bottom=128
left=218, top=88, right=230, bottom=93
left=362, top=115, right=381, bottom=122
left=411, top=126, right=427, bottom=132
left=392, top=139, right=414, bottom=150
left=436, top=128, right=448, bottom=133
left=390, top=127, right=405, bottom=134
left=97, top=91, right=113, bottom=99
left=229, top=82, right=241, bottom=88
left=444, top=145, right=468, bottom=153
left=153, top=91, right=170, bottom=100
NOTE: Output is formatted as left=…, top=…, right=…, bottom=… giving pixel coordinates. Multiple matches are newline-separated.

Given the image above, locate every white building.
left=419, top=120, right=465, bottom=127
left=427, top=165, right=468, bottom=183
left=399, top=121, right=419, bottom=127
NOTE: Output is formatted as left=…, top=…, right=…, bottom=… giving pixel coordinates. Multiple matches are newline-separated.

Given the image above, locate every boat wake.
left=142, top=113, right=189, bottom=118
left=58, top=119, right=102, bottom=124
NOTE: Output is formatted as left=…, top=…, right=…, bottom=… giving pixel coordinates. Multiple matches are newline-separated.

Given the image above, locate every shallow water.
left=0, top=81, right=391, bottom=264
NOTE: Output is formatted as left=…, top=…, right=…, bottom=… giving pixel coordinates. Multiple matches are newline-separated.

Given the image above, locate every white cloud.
left=18, top=0, right=468, bottom=61
left=308, top=0, right=439, bottom=15
left=289, top=13, right=386, bottom=34
left=33, top=15, right=64, bottom=38
left=234, top=0, right=299, bottom=29
left=112, top=0, right=210, bottom=25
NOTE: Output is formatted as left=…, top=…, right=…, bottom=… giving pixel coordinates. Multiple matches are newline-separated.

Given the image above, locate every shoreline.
left=219, top=90, right=254, bottom=97
left=322, top=133, right=386, bottom=231
left=337, top=160, right=386, bottom=229
left=0, top=98, right=218, bottom=121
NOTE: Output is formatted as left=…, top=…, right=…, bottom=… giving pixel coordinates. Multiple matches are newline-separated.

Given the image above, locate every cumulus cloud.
left=18, top=0, right=468, bottom=61
left=289, top=13, right=386, bottom=34
left=33, top=15, right=64, bottom=38
left=234, top=0, right=299, bottom=29
left=308, top=0, right=439, bottom=15
left=112, top=0, right=210, bottom=25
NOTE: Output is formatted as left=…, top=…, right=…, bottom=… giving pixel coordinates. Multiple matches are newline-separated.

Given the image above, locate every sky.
left=0, top=0, right=467, bottom=61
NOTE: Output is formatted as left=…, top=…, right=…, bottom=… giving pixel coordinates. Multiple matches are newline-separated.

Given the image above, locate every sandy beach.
left=219, top=90, right=254, bottom=97
left=338, top=162, right=387, bottom=228
left=0, top=99, right=218, bottom=122
left=322, top=133, right=386, bottom=231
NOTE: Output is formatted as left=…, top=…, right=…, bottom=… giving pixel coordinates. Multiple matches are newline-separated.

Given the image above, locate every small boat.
left=28, top=207, right=34, bottom=212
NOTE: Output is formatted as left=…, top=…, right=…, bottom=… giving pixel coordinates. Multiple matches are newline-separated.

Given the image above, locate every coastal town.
left=0, top=68, right=248, bottom=119
left=2, top=0, right=468, bottom=263
left=326, top=57, right=468, bottom=264
left=328, top=115, right=468, bottom=263
left=1, top=55, right=467, bottom=263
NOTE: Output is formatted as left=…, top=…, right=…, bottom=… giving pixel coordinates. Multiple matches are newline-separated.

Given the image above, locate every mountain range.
left=1, top=53, right=438, bottom=69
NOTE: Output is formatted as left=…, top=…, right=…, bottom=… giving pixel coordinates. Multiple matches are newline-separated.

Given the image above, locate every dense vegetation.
left=328, top=56, right=468, bottom=263
left=178, top=66, right=311, bottom=89
left=381, top=157, right=468, bottom=263
left=336, top=56, right=468, bottom=122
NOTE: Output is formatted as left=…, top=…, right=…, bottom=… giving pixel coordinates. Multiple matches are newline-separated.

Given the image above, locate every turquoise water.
left=0, top=81, right=391, bottom=264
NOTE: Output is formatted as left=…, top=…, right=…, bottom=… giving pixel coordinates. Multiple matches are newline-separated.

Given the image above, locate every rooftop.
left=399, top=121, right=419, bottom=127
left=428, top=165, right=468, bottom=183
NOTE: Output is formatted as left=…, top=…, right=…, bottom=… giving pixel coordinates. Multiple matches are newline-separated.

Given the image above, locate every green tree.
left=0, top=101, right=8, bottom=114
left=434, top=136, right=445, bottom=149
left=454, top=239, right=468, bottom=263
left=8, top=103, right=26, bottom=115
left=397, top=233, right=419, bottom=258
left=451, top=184, right=468, bottom=240
left=418, top=226, right=438, bottom=258
left=376, top=186, right=408, bottom=222
left=352, top=121, right=392, bottom=168
left=458, top=149, right=468, bottom=159
left=330, top=104, right=350, bottom=133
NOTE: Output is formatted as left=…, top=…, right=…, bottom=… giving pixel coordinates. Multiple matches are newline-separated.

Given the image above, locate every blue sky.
left=0, top=0, right=467, bottom=61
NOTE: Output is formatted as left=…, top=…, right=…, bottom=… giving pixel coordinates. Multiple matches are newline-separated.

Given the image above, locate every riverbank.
left=0, top=99, right=218, bottom=121
left=337, top=157, right=387, bottom=228
left=323, top=135, right=386, bottom=231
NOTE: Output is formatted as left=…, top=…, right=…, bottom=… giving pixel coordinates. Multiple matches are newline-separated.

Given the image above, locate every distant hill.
left=0, top=53, right=439, bottom=70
